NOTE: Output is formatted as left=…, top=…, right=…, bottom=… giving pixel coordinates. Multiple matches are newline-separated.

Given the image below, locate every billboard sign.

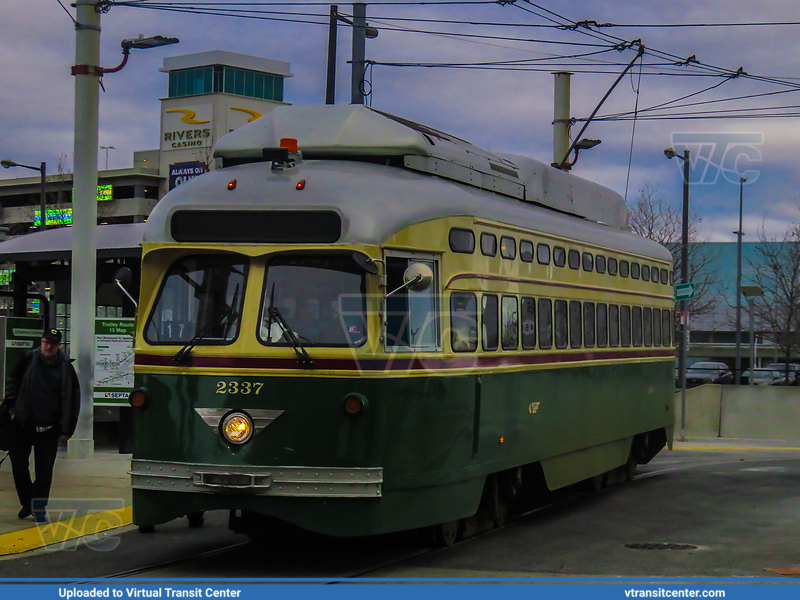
left=169, top=161, right=207, bottom=190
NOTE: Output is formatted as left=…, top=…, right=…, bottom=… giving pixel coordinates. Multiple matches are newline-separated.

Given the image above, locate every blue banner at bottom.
left=0, top=582, right=798, bottom=600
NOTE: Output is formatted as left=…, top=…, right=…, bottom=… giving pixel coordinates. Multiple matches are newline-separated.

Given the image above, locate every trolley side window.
left=553, top=246, right=566, bottom=267
left=501, top=296, right=519, bottom=350
left=596, top=303, right=608, bottom=347
left=582, top=252, right=594, bottom=272
left=450, top=292, right=478, bottom=352
left=144, top=254, right=247, bottom=345
left=482, top=294, right=499, bottom=351
left=620, top=305, right=632, bottom=347
left=662, top=310, right=672, bottom=346
left=384, top=257, right=440, bottom=350
left=568, top=249, right=580, bottom=270
left=260, top=255, right=368, bottom=348
left=521, top=297, right=536, bottom=349
left=653, top=308, right=662, bottom=346
left=620, top=260, right=630, bottom=278
left=596, top=255, right=606, bottom=274
left=569, top=300, right=582, bottom=348
left=608, top=257, right=618, bottom=276
left=538, top=299, right=553, bottom=350
left=584, top=302, right=596, bottom=348
left=480, top=233, right=498, bottom=257
left=537, top=243, right=551, bottom=265
left=500, top=236, right=517, bottom=260
left=554, top=299, right=568, bottom=349
left=520, top=240, right=534, bottom=263
left=449, top=228, right=475, bottom=254
left=609, top=304, right=620, bottom=347
left=632, top=306, right=643, bottom=346
left=643, top=307, right=653, bottom=346
left=631, top=262, right=641, bottom=280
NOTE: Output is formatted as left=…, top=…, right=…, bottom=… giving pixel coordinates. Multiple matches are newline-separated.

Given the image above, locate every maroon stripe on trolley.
left=135, top=348, right=674, bottom=372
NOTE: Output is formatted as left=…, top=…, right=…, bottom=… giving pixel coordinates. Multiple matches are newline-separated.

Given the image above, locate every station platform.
left=0, top=447, right=132, bottom=556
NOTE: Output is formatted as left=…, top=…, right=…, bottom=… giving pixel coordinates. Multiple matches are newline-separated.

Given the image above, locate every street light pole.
left=70, top=12, right=178, bottom=458
left=99, top=145, right=115, bottom=170
left=665, top=147, right=690, bottom=442
left=70, top=0, right=102, bottom=459
left=734, top=176, right=747, bottom=385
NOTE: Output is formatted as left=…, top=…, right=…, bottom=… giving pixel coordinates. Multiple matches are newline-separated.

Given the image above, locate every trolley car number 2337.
left=215, top=381, right=264, bottom=395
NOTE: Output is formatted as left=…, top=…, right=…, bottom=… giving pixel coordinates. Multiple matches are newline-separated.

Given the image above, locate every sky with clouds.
left=2, top=0, right=800, bottom=243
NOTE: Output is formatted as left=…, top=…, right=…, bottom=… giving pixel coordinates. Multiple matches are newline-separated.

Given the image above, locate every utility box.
left=0, top=316, right=44, bottom=397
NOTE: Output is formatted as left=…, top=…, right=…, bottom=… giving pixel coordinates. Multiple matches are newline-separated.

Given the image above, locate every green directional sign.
left=674, top=282, right=696, bottom=301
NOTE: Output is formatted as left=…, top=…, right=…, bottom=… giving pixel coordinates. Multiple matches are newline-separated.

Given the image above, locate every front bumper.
left=130, top=459, right=383, bottom=498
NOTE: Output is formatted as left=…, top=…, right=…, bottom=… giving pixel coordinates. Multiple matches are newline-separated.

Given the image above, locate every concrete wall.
left=674, top=385, right=800, bottom=439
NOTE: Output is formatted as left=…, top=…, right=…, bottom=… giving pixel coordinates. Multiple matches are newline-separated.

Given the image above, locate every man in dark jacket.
left=5, top=328, right=80, bottom=522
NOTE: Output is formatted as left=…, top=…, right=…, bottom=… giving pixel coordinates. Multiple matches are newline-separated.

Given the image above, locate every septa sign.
left=169, top=161, right=207, bottom=190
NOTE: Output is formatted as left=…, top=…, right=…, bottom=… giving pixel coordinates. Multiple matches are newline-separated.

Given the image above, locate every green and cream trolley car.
left=129, top=105, right=675, bottom=541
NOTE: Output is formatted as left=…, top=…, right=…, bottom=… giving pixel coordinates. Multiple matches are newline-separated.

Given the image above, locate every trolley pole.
left=70, top=0, right=101, bottom=458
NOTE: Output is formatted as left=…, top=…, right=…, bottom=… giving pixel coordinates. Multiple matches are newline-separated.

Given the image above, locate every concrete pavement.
left=0, top=446, right=131, bottom=556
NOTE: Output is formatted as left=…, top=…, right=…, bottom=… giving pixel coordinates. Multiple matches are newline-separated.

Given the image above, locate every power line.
left=572, top=20, right=800, bottom=29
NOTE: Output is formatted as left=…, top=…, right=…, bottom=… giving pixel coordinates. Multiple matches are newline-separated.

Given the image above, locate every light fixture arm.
left=555, top=43, right=644, bottom=170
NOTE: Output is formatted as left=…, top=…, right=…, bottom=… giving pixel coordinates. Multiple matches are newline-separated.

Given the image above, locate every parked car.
left=741, top=368, right=783, bottom=386
left=683, top=362, right=734, bottom=388
left=764, top=363, right=800, bottom=385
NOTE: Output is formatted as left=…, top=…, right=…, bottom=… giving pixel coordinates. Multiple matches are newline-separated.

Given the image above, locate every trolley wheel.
left=187, top=512, right=205, bottom=528
left=436, top=520, right=461, bottom=547
left=138, top=525, right=155, bottom=534
left=589, top=473, right=605, bottom=492
left=494, top=498, right=510, bottom=528
left=625, top=455, right=638, bottom=482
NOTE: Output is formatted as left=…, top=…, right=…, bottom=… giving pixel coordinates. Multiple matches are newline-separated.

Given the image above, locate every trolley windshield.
left=259, top=255, right=367, bottom=347
left=144, top=254, right=247, bottom=344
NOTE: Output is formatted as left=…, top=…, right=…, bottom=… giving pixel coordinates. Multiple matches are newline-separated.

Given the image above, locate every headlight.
left=220, top=411, right=253, bottom=445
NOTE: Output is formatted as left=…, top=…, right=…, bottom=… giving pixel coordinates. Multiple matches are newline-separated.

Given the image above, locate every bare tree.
left=628, top=183, right=720, bottom=320
left=748, top=225, right=800, bottom=379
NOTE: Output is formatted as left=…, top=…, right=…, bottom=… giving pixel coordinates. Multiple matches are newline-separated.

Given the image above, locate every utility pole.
left=552, top=72, right=571, bottom=166
left=70, top=0, right=102, bottom=458
left=351, top=3, right=367, bottom=105
left=325, top=5, right=338, bottom=105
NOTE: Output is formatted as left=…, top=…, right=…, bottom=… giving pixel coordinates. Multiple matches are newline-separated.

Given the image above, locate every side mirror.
left=351, top=252, right=379, bottom=275
left=386, top=263, right=434, bottom=297
left=403, top=263, right=433, bottom=293
left=113, top=267, right=132, bottom=290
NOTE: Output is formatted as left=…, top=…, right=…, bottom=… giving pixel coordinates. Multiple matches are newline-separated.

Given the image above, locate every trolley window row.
left=449, top=227, right=673, bottom=286
left=450, top=292, right=673, bottom=353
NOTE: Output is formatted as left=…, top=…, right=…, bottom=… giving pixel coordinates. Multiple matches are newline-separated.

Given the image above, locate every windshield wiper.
left=265, top=284, right=314, bottom=368
left=174, top=284, right=239, bottom=364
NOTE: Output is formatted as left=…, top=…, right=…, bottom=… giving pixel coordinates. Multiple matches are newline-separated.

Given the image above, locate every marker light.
left=280, top=138, right=298, bottom=153
left=129, top=389, right=150, bottom=409
left=221, top=411, right=253, bottom=445
left=343, top=393, right=368, bottom=415
left=296, top=179, right=306, bottom=191
left=499, top=436, right=504, bottom=444
left=227, top=179, right=237, bottom=190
